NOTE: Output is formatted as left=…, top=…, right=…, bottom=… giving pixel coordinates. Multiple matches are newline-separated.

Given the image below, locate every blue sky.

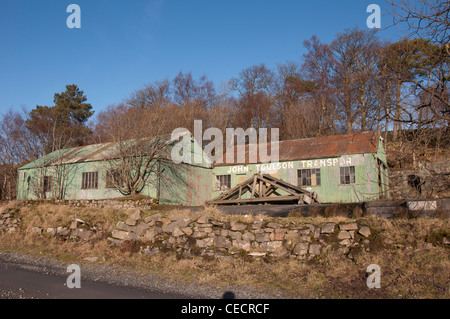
left=0, top=0, right=403, bottom=117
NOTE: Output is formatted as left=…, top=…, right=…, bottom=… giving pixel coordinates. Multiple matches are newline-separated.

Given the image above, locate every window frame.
left=81, top=171, right=99, bottom=189
left=297, top=168, right=321, bottom=187
left=340, top=166, right=356, bottom=185
left=105, top=170, right=124, bottom=189
left=43, top=175, right=53, bottom=193
left=216, top=174, right=231, bottom=191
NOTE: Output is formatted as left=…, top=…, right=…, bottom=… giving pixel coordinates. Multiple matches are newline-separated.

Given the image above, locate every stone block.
left=57, top=226, right=70, bottom=236
left=294, top=242, right=309, bottom=255
left=299, top=229, right=310, bottom=236
left=309, top=244, right=321, bottom=255
left=211, top=220, right=225, bottom=227
left=339, top=223, right=358, bottom=231
left=163, top=218, right=191, bottom=233
left=284, top=230, right=299, bottom=240
left=196, top=213, right=211, bottom=224
left=135, top=223, right=150, bottom=236
left=255, top=232, right=270, bottom=242
left=71, top=228, right=93, bottom=241
left=251, top=221, right=263, bottom=230
left=266, top=222, right=283, bottom=229
left=125, top=218, right=137, bottom=226
left=313, top=228, right=321, bottom=239
left=194, top=226, right=213, bottom=233
left=181, top=227, right=193, bottom=236
left=31, top=227, right=42, bottom=235
left=192, top=231, right=207, bottom=239
left=300, top=235, right=311, bottom=242
left=128, top=209, right=142, bottom=221
left=321, top=223, right=336, bottom=234
left=270, top=248, right=289, bottom=258
left=229, top=231, right=242, bottom=240
left=358, top=226, right=371, bottom=238
left=144, top=213, right=162, bottom=224
left=196, top=237, right=214, bottom=248
left=112, top=229, right=138, bottom=241
left=232, top=239, right=251, bottom=251
left=116, top=221, right=133, bottom=232
left=242, top=232, right=255, bottom=241
left=173, top=227, right=184, bottom=237
left=214, top=236, right=231, bottom=249
left=230, top=221, right=247, bottom=231
left=338, top=231, right=352, bottom=240
left=260, top=241, right=283, bottom=252
left=142, top=229, right=156, bottom=242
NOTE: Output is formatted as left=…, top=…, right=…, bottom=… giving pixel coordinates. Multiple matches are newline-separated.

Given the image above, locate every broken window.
left=298, top=169, right=321, bottom=187
left=216, top=174, right=231, bottom=191
left=340, top=166, right=355, bottom=185
left=105, top=170, right=124, bottom=189
left=81, top=171, right=98, bottom=189
left=407, top=174, right=423, bottom=195
left=43, top=176, right=53, bottom=193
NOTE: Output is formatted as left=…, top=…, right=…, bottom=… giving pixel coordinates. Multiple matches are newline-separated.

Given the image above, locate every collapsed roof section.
left=216, top=131, right=380, bottom=166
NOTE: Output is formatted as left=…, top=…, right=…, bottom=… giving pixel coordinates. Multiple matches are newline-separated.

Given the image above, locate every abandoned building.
left=16, top=131, right=389, bottom=205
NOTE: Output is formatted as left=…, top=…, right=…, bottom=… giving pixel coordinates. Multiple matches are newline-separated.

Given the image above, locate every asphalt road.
left=0, top=259, right=187, bottom=299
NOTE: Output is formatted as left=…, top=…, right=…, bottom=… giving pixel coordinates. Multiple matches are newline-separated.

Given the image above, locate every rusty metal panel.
left=217, top=131, right=379, bottom=166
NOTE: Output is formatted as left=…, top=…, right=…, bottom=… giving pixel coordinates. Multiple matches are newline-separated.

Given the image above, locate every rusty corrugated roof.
left=216, top=131, right=380, bottom=166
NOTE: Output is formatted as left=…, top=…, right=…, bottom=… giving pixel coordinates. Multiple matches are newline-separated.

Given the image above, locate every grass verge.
left=0, top=202, right=448, bottom=299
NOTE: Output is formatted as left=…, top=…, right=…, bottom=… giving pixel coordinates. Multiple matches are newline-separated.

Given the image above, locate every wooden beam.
left=261, top=174, right=311, bottom=195
left=257, top=175, right=300, bottom=196
left=251, top=175, right=257, bottom=197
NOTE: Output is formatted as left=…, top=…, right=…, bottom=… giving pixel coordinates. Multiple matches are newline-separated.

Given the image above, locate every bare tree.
left=301, top=35, right=338, bottom=135
left=300, top=30, right=384, bottom=134
left=98, top=104, right=175, bottom=196
left=387, top=0, right=450, bottom=48
left=0, top=109, right=43, bottom=199
left=272, top=61, right=324, bottom=139
left=229, top=64, right=276, bottom=129
left=329, top=28, right=383, bottom=133
left=126, top=79, right=172, bottom=109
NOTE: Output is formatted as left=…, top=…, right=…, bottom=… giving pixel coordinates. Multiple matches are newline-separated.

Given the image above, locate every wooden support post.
left=251, top=175, right=257, bottom=198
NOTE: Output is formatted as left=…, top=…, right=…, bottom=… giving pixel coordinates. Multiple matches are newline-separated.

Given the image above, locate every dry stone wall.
left=2, top=205, right=448, bottom=261
left=107, top=210, right=375, bottom=260
left=0, top=207, right=20, bottom=233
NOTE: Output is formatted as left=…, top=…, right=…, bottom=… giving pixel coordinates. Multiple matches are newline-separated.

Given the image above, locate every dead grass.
left=0, top=202, right=448, bottom=299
